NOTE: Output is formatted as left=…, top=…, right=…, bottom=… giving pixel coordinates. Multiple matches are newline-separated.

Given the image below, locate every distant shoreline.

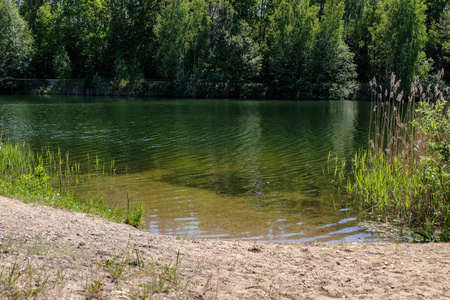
left=0, top=78, right=372, bottom=101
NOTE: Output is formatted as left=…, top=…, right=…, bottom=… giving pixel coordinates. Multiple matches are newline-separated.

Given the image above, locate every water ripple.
left=0, top=96, right=374, bottom=242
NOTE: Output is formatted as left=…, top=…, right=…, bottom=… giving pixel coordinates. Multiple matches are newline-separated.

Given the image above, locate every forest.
left=0, top=0, right=449, bottom=99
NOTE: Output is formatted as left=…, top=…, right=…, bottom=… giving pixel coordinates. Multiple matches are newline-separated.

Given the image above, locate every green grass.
left=124, top=193, right=145, bottom=228
left=100, top=246, right=185, bottom=298
left=0, top=140, right=144, bottom=227
left=0, top=257, right=65, bottom=300
left=131, top=250, right=185, bottom=296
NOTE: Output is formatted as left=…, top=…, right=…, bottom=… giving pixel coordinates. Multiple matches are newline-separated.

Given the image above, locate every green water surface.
left=0, top=95, right=376, bottom=242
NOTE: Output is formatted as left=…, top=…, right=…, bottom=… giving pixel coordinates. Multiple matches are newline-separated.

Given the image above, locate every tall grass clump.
left=351, top=70, right=450, bottom=241
left=0, top=140, right=144, bottom=227
left=124, top=193, right=145, bottom=228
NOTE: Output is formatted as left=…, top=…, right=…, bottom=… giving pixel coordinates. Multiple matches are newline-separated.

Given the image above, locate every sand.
left=0, top=195, right=449, bottom=299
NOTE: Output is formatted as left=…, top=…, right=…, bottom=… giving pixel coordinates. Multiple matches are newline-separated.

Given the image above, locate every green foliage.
left=110, top=56, right=130, bottom=90
left=154, top=0, right=193, bottom=80
left=343, top=0, right=377, bottom=82
left=64, top=0, right=110, bottom=79
left=442, top=10, right=450, bottom=62
left=413, top=97, right=450, bottom=228
left=18, top=0, right=46, bottom=33
left=269, top=0, right=356, bottom=99
left=370, top=0, right=428, bottom=85
left=202, top=1, right=262, bottom=97
left=0, top=0, right=34, bottom=88
left=105, top=0, right=159, bottom=80
left=319, top=0, right=345, bottom=45
left=155, top=0, right=261, bottom=97
left=309, top=0, right=357, bottom=99
left=32, top=2, right=61, bottom=78
left=349, top=73, right=450, bottom=241
left=269, top=0, right=319, bottom=98
left=424, top=1, right=449, bottom=77
left=53, top=46, right=72, bottom=79
left=428, top=8, right=450, bottom=82
left=1, top=0, right=448, bottom=98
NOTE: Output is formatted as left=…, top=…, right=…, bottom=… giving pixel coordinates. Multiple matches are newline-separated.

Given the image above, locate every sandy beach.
left=1, top=195, right=449, bottom=299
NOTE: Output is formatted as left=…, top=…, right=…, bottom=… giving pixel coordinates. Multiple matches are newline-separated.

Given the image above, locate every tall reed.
left=351, top=70, right=450, bottom=241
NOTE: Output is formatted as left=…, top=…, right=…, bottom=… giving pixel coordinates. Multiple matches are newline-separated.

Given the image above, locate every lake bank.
left=1, top=195, right=448, bottom=299
left=0, top=79, right=372, bottom=101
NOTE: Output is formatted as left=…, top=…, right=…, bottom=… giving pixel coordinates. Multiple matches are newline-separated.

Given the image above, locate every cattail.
left=397, top=91, right=404, bottom=102
left=390, top=73, right=396, bottom=88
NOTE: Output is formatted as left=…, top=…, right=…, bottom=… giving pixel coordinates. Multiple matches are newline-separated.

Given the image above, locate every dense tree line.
left=1, top=0, right=449, bottom=99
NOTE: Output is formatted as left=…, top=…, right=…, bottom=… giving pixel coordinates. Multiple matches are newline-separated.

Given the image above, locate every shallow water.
left=0, top=95, right=377, bottom=242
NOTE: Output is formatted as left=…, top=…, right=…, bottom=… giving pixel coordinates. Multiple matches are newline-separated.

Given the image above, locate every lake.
left=0, top=95, right=377, bottom=242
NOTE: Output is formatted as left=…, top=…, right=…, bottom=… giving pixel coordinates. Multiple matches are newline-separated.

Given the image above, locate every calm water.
left=0, top=95, right=376, bottom=242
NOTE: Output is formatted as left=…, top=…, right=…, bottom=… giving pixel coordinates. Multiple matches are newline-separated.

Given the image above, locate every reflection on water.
left=0, top=95, right=377, bottom=242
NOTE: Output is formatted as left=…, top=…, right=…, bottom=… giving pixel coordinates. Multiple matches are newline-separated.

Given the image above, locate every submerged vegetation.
left=347, top=71, right=450, bottom=241
left=0, top=139, right=144, bottom=228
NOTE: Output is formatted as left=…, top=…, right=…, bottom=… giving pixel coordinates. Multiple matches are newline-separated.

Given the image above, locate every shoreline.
left=1, top=195, right=449, bottom=299
left=0, top=79, right=372, bottom=101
